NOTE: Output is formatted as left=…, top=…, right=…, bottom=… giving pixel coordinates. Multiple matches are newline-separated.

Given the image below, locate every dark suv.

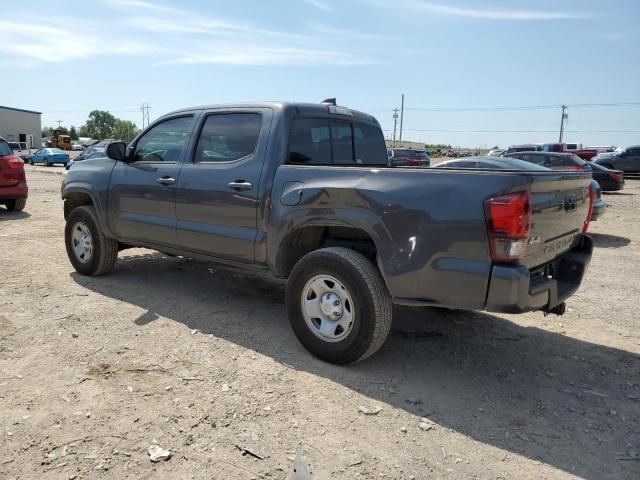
left=387, top=148, right=430, bottom=167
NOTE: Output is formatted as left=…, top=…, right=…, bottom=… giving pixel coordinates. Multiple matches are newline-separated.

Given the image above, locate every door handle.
left=156, top=176, right=176, bottom=186
left=227, top=180, right=253, bottom=191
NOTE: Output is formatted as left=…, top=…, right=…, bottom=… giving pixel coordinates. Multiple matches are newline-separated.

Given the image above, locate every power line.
left=403, top=129, right=640, bottom=133
left=372, top=101, right=640, bottom=113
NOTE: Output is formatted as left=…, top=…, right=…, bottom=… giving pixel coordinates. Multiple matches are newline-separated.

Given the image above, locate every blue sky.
left=1, top=0, right=639, bottom=148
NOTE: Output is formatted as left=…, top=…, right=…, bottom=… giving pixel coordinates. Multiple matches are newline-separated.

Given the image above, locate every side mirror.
left=105, top=141, right=127, bottom=161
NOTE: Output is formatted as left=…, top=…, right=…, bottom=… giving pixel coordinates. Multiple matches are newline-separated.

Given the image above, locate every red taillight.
left=484, top=191, right=532, bottom=263
left=609, top=172, right=622, bottom=182
left=583, top=184, right=594, bottom=233
left=0, top=154, right=24, bottom=169
left=566, top=165, right=583, bottom=171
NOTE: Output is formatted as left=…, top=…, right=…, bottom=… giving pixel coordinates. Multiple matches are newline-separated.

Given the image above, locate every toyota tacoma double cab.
left=62, top=101, right=594, bottom=364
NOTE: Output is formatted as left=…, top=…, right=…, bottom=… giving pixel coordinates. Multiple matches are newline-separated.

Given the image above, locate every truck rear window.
left=288, top=118, right=387, bottom=166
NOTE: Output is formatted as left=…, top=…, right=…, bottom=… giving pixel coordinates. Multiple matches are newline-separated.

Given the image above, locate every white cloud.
left=368, top=0, right=590, bottom=21
left=309, top=23, right=397, bottom=41
left=0, top=1, right=379, bottom=67
left=303, top=0, right=333, bottom=12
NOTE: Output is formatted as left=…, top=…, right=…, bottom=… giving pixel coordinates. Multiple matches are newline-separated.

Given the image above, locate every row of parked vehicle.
left=386, top=142, right=633, bottom=225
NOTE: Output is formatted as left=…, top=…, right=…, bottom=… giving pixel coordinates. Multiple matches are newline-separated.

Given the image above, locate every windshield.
left=0, top=141, right=12, bottom=156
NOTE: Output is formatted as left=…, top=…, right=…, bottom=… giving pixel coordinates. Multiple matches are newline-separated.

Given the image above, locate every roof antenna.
left=321, top=98, right=337, bottom=106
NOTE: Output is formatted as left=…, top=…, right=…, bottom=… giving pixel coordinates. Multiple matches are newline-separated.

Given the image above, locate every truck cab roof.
left=164, top=102, right=380, bottom=125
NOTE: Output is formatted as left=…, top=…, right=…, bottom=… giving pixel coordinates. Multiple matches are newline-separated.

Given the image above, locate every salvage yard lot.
left=1, top=168, right=639, bottom=479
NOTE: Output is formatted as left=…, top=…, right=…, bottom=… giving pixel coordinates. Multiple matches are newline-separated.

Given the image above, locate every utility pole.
left=56, top=120, right=63, bottom=128
left=399, top=94, right=405, bottom=146
left=559, top=105, right=568, bottom=143
left=392, top=109, right=399, bottom=147
left=140, top=103, right=151, bottom=129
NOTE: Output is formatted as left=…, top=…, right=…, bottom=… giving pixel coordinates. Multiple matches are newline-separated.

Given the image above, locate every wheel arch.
left=273, top=222, right=388, bottom=280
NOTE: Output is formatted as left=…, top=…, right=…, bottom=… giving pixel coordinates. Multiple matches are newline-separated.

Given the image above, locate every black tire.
left=286, top=247, right=392, bottom=364
left=65, top=206, right=118, bottom=276
left=4, top=198, right=27, bottom=212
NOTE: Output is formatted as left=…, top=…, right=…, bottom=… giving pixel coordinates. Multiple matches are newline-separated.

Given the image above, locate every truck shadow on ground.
left=590, top=233, right=631, bottom=249
left=0, top=210, right=31, bottom=220
left=71, top=252, right=640, bottom=480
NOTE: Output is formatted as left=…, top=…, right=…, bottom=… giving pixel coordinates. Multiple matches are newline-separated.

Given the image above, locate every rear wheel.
left=4, top=198, right=26, bottom=212
left=286, top=247, right=392, bottom=364
left=65, top=206, right=118, bottom=276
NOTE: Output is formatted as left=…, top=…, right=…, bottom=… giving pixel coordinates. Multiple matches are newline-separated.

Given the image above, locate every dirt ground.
left=1, top=167, right=639, bottom=480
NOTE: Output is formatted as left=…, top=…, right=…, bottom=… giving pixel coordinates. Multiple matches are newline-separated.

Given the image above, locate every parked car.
left=387, top=148, right=430, bottom=167
left=487, top=149, right=504, bottom=157
left=31, top=148, right=70, bottom=166
left=540, top=143, right=566, bottom=153
left=589, top=162, right=625, bottom=192
left=503, top=151, right=591, bottom=172
left=434, top=157, right=550, bottom=171
left=72, top=143, right=86, bottom=151
left=66, top=145, right=106, bottom=170
left=0, top=137, right=27, bottom=211
left=499, top=144, right=542, bottom=155
left=7, top=141, right=32, bottom=163
left=590, top=179, right=607, bottom=222
left=593, top=146, right=640, bottom=174
left=62, top=101, right=594, bottom=364
left=587, top=145, right=616, bottom=154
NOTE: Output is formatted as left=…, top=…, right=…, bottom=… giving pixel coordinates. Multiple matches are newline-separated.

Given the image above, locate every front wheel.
left=65, top=206, right=118, bottom=276
left=286, top=247, right=392, bottom=364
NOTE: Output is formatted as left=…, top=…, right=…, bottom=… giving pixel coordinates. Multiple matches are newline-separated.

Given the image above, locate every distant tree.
left=111, top=119, right=139, bottom=141
left=56, top=126, right=69, bottom=135
left=42, top=127, right=54, bottom=138
left=77, top=125, right=90, bottom=138
left=84, top=110, right=117, bottom=140
left=492, top=145, right=500, bottom=150
left=69, top=126, right=79, bottom=140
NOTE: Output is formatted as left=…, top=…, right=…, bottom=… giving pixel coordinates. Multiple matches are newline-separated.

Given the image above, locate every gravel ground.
left=1, top=167, right=639, bottom=479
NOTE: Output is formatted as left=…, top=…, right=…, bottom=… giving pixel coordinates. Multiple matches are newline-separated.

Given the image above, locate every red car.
left=0, top=137, right=28, bottom=212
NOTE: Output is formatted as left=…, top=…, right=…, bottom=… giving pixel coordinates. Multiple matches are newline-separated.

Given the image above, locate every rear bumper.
left=0, top=181, right=28, bottom=200
left=485, top=235, right=593, bottom=314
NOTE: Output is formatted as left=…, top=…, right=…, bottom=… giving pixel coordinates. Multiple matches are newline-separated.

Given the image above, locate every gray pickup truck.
left=62, top=101, right=594, bottom=364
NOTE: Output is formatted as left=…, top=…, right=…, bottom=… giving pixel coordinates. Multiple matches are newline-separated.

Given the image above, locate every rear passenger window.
left=288, top=119, right=332, bottom=165
left=194, top=113, right=262, bottom=162
left=544, top=155, right=571, bottom=169
left=288, top=118, right=388, bottom=166
left=523, top=154, right=545, bottom=165
left=355, top=123, right=389, bottom=166
left=331, top=121, right=354, bottom=164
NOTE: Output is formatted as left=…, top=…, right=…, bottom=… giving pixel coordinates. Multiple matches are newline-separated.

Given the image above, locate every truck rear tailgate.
left=521, top=174, right=592, bottom=269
